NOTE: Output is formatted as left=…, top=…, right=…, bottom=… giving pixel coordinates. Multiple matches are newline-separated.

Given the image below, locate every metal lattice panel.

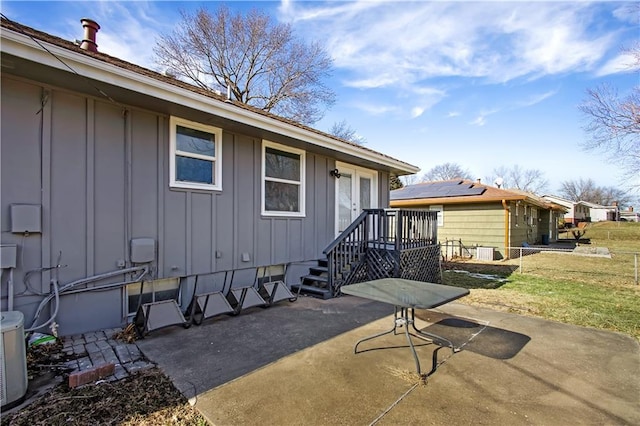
left=400, top=245, right=441, bottom=283
left=365, top=248, right=397, bottom=279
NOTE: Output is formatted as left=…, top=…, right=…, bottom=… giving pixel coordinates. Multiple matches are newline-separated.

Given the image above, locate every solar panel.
left=390, top=181, right=486, bottom=200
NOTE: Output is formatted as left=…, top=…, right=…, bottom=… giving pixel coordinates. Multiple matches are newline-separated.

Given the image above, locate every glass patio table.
left=341, top=278, right=469, bottom=377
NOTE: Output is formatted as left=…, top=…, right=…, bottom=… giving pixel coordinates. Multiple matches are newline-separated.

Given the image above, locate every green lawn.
left=443, top=221, right=640, bottom=340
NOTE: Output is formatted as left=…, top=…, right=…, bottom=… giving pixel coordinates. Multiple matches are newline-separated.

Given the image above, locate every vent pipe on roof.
left=79, top=18, right=100, bottom=52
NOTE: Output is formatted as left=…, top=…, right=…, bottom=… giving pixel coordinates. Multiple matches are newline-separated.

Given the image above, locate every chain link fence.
left=441, top=240, right=639, bottom=286
left=510, top=246, right=638, bottom=286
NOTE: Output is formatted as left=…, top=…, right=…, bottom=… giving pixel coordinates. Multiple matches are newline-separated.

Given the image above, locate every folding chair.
left=187, top=274, right=235, bottom=325
left=256, top=265, right=298, bottom=306
left=225, top=268, right=267, bottom=314
left=133, top=299, right=190, bottom=338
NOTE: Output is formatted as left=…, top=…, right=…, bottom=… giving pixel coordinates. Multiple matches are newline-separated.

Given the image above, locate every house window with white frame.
left=170, top=117, right=222, bottom=190
left=262, top=141, right=305, bottom=216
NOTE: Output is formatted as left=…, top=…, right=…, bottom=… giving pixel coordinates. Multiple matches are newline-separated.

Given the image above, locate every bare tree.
left=486, top=165, right=548, bottom=194
left=560, top=178, right=599, bottom=201
left=154, top=6, right=335, bottom=124
left=421, top=163, right=471, bottom=182
left=579, top=5, right=639, bottom=188
left=579, top=84, right=640, bottom=186
left=329, top=120, right=366, bottom=145
left=400, top=174, right=420, bottom=186
left=560, top=178, right=632, bottom=205
left=598, top=186, right=632, bottom=206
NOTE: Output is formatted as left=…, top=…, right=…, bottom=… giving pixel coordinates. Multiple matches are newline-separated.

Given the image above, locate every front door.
left=336, top=162, right=378, bottom=235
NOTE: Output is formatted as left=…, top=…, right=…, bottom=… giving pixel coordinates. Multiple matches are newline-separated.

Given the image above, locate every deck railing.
left=324, top=209, right=439, bottom=295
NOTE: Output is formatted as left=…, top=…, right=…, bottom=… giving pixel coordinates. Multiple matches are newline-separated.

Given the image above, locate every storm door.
left=335, top=162, right=378, bottom=235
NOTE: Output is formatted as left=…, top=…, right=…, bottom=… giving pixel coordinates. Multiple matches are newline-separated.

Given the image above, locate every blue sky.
left=3, top=0, right=638, bottom=194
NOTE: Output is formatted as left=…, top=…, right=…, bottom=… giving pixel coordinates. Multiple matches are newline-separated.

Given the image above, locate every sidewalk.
left=136, top=296, right=640, bottom=425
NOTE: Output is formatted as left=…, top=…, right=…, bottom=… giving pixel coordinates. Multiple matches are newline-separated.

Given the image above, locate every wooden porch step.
left=301, top=274, right=328, bottom=285
left=290, top=283, right=332, bottom=300
left=309, top=266, right=328, bottom=275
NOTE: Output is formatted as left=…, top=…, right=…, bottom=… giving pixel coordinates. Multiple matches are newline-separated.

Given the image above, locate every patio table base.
left=354, top=306, right=459, bottom=378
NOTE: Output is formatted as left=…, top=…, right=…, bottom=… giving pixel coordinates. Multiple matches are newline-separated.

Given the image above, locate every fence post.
left=519, top=247, right=523, bottom=274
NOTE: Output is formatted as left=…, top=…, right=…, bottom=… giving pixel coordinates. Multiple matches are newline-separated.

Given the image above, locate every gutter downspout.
left=502, top=200, right=510, bottom=259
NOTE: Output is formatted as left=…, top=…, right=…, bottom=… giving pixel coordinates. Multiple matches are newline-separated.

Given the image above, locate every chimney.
left=476, top=178, right=481, bottom=185
left=79, top=18, right=100, bottom=52
left=629, top=206, right=634, bottom=212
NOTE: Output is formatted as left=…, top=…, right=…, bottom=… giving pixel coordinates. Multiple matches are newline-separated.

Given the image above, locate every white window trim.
left=169, top=116, right=222, bottom=191
left=261, top=140, right=306, bottom=217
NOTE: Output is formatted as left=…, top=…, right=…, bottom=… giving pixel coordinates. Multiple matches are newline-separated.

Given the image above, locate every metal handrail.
left=323, top=210, right=369, bottom=254
left=322, top=209, right=439, bottom=295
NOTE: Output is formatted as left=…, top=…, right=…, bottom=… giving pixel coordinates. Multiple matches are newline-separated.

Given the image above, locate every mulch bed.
left=2, top=331, right=207, bottom=426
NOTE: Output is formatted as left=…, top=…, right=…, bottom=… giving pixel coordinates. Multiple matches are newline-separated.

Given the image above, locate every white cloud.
left=470, top=116, right=486, bottom=127
left=447, top=111, right=461, bottom=118
left=596, top=52, right=639, bottom=76
left=283, top=1, right=621, bottom=86
left=351, top=102, right=398, bottom=116
left=469, top=108, right=499, bottom=126
left=411, top=107, right=425, bottom=118
left=612, top=3, right=639, bottom=24
left=514, top=90, right=558, bottom=108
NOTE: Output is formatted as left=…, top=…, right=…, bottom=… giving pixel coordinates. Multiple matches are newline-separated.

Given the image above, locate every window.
left=530, top=207, right=537, bottom=226
left=429, top=205, right=444, bottom=226
left=125, top=278, right=180, bottom=316
left=170, top=116, right=222, bottom=190
left=262, top=141, right=305, bottom=216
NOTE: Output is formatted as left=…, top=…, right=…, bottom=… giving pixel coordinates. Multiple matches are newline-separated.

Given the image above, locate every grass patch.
left=500, top=275, right=639, bottom=338
left=560, top=221, right=640, bottom=252
left=444, top=222, right=640, bottom=341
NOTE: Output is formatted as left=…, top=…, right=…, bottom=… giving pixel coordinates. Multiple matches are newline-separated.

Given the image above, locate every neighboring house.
left=542, top=195, right=618, bottom=224
left=619, top=207, right=639, bottom=222
left=390, top=180, right=567, bottom=259
left=580, top=201, right=618, bottom=222
left=542, top=195, right=591, bottom=225
left=0, top=18, right=421, bottom=335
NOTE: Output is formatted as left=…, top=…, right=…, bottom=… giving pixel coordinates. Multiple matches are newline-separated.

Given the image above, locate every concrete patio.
left=136, top=295, right=640, bottom=425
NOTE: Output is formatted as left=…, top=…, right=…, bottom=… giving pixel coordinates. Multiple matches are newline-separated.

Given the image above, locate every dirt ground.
left=1, top=335, right=206, bottom=426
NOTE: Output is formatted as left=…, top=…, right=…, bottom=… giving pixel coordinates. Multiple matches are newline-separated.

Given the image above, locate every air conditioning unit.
left=476, top=247, right=495, bottom=261
left=1, top=311, right=28, bottom=408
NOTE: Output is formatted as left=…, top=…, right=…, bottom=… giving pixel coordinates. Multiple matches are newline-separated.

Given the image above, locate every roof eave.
left=1, top=27, right=419, bottom=175
left=390, top=194, right=563, bottom=210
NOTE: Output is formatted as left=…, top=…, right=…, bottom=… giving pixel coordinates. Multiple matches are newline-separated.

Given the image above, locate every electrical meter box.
left=130, top=238, right=155, bottom=263
left=10, top=204, right=42, bottom=234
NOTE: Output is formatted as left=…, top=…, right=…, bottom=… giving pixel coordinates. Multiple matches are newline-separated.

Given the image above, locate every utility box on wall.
left=130, top=238, right=155, bottom=263
left=0, top=244, right=17, bottom=269
left=10, top=204, right=41, bottom=234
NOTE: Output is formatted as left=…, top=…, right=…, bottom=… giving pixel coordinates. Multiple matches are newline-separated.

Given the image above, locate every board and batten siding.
left=0, top=76, right=355, bottom=335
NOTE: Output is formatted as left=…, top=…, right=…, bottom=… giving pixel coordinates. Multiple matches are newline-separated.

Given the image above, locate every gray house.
left=0, top=18, right=425, bottom=336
